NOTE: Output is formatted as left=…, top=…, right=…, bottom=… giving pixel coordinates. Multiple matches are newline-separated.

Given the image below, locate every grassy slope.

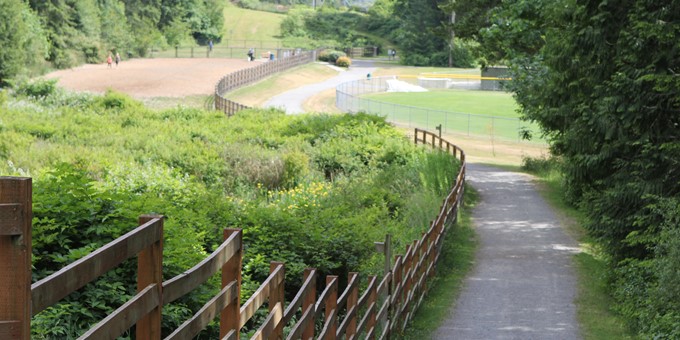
left=222, top=2, right=284, bottom=43
left=227, top=63, right=339, bottom=107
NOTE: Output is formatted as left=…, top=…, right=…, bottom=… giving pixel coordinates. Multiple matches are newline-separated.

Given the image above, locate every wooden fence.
left=0, top=128, right=465, bottom=339
left=214, top=50, right=318, bottom=116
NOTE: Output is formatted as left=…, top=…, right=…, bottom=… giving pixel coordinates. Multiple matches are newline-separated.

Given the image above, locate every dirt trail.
left=43, top=58, right=257, bottom=98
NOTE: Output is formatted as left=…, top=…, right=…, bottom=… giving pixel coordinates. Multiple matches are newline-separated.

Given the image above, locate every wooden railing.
left=214, top=50, right=318, bottom=116
left=0, top=128, right=465, bottom=339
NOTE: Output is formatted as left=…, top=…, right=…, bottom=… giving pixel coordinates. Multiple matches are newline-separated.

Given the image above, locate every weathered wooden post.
left=366, top=276, right=377, bottom=340
left=302, top=268, right=317, bottom=339
left=325, top=276, right=338, bottom=338
left=269, top=261, right=285, bottom=338
left=222, top=229, right=243, bottom=339
left=0, top=177, right=32, bottom=340
left=136, top=215, right=164, bottom=339
left=347, top=272, right=359, bottom=338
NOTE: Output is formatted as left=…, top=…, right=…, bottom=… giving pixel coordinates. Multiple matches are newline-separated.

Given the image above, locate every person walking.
left=115, top=52, right=121, bottom=67
left=106, top=53, right=113, bottom=68
left=247, top=48, right=254, bottom=61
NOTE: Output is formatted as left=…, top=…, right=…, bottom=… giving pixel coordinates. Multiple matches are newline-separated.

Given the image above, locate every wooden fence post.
left=136, top=214, right=164, bottom=339
left=388, top=256, right=403, bottom=339
left=367, top=276, right=377, bottom=340
left=302, top=268, right=317, bottom=339
left=325, top=276, right=338, bottom=339
left=0, top=177, right=32, bottom=340
left=221, top=229, right=242, bottom=339
left=269, top=262, right=285, bottom=339
left=347, top=272, right=359, bottom=338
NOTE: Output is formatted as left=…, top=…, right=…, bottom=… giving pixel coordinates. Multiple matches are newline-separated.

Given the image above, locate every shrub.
left=318, top=49, right=346, bottom=63
left=318, top=50, right=331, bottom=62
left=521, top=155, right=559, bottom=175
left=282, top=151, right=310, bottom=188
left=327, top=50, right=346, bottom=63
left=92, top=90, right=143, bottom=111
left=15, top=79, right=58, bottom=98
left=335, top=56, right=351, bottom=67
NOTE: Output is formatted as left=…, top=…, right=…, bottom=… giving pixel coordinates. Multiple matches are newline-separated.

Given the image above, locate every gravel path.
left=264, top=60, right=375, bottom=114
left=434, top=163, right=581, bottom=339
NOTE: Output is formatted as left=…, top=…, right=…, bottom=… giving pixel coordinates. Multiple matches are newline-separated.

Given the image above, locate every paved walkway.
left=264, top=60, right=375, bottom=114
left=434, top=163, right=581, bottom=339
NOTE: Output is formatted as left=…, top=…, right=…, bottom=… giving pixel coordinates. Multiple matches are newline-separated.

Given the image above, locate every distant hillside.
left=222, top=3, right=284, bottom=43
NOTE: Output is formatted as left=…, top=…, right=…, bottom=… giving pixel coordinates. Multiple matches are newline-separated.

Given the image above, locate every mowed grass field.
left=357, top=87, right=543, bottom=143
left=365, top=89, right=519, bottom=117
left=222, top=3, right=283, bottom=44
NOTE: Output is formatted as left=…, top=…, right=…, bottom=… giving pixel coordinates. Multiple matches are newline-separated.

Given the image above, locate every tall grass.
left=400, top=186, right=479, bottom=339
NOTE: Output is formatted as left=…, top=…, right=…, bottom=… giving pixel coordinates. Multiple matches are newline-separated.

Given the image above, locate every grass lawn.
left=365, top=89, right=519, bottom=117
left=227, top=63, right=339, bottom=107
left=222, top=3, right=284, bottom=46
left=356, top=88, right=543, bottom=143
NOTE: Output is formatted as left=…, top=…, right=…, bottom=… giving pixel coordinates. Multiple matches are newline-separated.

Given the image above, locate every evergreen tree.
left=0, top=0, right=47, bottom=85
left=482, top=0, right=680, bottom=335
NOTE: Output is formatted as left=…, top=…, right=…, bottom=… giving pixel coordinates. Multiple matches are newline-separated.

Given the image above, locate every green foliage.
left=2, top=0, right=225, bottom=72
left=0, top=0, right=48, bottom=85
left=2, top=89, right=460, bottom=336
left=335, top=56, right=352, bottom=67
left=14, top=79, right=59, bottom=99
left=318, top=49, right=346, bottom=62
left=486, top=0, right=680, bottom=337
left=282, top=150, right=310, bottom=188
left=521, top=155, right=559, bottom=176
left=92, top=90, right=144, bottom=111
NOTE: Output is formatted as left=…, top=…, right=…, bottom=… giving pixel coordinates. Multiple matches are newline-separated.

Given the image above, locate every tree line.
left=0, top=0, right=224, bottom=85
left=453, top=0, right=679, bottom=337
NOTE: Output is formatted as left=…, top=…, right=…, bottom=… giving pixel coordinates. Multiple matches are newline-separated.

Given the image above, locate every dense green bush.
left=318, top=49, right=347, bottom=63
left=0, top=88, right=460, bottom=337
left=14, top=79, right=58, bottom=99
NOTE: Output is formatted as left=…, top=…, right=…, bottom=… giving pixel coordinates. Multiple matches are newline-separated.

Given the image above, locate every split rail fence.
left=214, top=50, right=318, bottom=116
left=0, top=128, right=465, bottom=339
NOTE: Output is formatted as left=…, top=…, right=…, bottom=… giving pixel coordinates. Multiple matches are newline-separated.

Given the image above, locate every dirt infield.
left=43, top=58, right=257, bottom=98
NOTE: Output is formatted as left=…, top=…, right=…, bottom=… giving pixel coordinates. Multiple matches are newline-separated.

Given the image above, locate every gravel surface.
left=434, top=163, right=581, bottom=340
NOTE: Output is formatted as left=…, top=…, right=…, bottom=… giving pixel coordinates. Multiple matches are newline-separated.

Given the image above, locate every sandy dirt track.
left=43, top=58, right=257, bottom=98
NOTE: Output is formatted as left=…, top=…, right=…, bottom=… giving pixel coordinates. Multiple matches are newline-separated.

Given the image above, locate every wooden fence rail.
left=214, top=50, right=318, bottom=116
left=0, top=128, right=465, bottom=339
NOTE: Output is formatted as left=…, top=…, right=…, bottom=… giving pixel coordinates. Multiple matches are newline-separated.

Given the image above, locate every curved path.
left=264, top=59, right=375, bottom=114
left=434, top=163, right=580, bottom=339
left=259, top=62, right=581, bottom=339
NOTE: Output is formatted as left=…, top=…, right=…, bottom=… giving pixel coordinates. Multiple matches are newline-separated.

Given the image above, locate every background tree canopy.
left=474, top=0, right=680, bottom=336
left=0, top=0, right=224, bottom=83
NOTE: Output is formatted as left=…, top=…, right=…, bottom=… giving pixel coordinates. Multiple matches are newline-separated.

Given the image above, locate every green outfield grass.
left=365, top=89, right=519, bottom=117
left=356, top=88, right=543, bottom=143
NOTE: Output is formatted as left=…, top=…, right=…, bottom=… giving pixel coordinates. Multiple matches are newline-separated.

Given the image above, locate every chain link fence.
left=336, top=76, right=545, bottom=144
